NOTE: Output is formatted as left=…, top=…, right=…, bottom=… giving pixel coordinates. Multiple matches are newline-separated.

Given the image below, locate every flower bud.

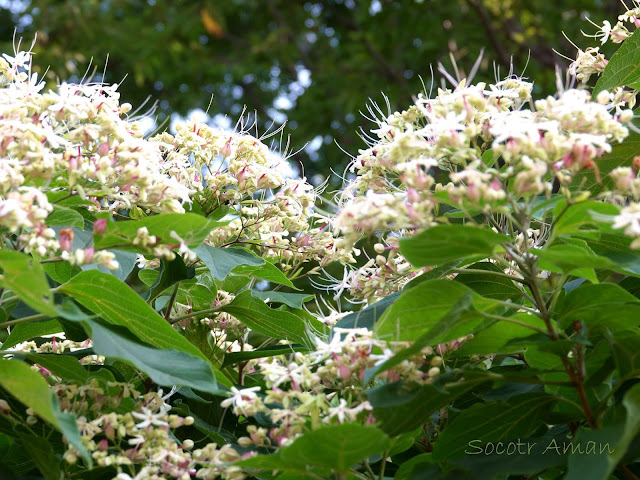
left=619, top=109, right=634, bottom=123
left=431, top=356, right=443, bottom=367
left=182, top=439, right=194, bottom=450
left=596, top=90, right=610, bottom=105
left=428, top=367, right=440, bottom=378
left=93, top=218, right=107, bottom=235
left=373, top=243, right=386, bottom=254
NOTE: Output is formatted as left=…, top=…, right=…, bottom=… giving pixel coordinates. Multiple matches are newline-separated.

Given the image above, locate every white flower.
left=131, top=407, right=169, bottom=429
left=613, top=204, right=640, bottom=241
left=220, top=386, right=262, bottom=416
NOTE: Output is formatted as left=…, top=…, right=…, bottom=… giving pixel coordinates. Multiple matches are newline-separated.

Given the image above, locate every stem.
left=617, top=465, right=640, bottom=480
left=378, top=449, right=389, bottom=480
left=163, top=283, right=180, bottom=321
left=169, top=307, right=221, bottom=325
left=0, top=313, right=49, bottom=329
left=362, top=460, right=377, bottom=479
left=452, top=268, right=528, bottom=284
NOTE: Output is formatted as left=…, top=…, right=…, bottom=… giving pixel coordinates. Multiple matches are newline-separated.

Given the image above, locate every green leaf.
left=142, top=254, right=195, bottom=302
left=0, top=251, right=57, bottom=317
left=587, top=232, right=640, bottom=276
left=139, top=269, right=159, bottom=286
left=375, top=279, right=498, bottom=342
left=367, top=378, right=488, bottom=436
left=336, top=290, right=402, bottom=330
left=572, top=132, right=640, bottom=196
left=335, top=262, right=460, bottom=331
left=369, top=291, right=480, bottom=379
left=0, top=359, right=91, bottom=465
left=240, top=424, right=389, bottom=474
left=2, top=319, right=61, bottom=350
left=220, top=291, right=310, bottom=345
left=45, top=205, right=85, bottom=228
left=26, top=354, right=88, bottom=384
left=454, top=313, right=545, bottom=355
left=594, top=27, right=640, bottom=96
left=0, top=359, right=58, bottom=425
left=222, top=344, right=308, bottom=368
left=42, top=261, right=81, bottom=284
left=565, top=384, right=640, bottom=480
left=59, top=270, right=207, bottom=360
left=432, top=393, right=557, bottom=461
left=95, top=249, right=138, bottom=281
left=17, top=433, right=60, bottom=480
left=94, top=213, right=223, bottom=250
left=607, top=332, right=640, bottom=379
left=195, top=244, right=264, bottom=280
left=251, top=290, right=313, bottom=309
left=450, top=430, right=572, bottom=480
left=453, top=262, right=523, bottom=300
left=557, top=283, right=640, bottom=330
left=400, top=225, right=508, bottom=267
left=233, top=261, right=295, bottom=288
left=534, top=244, right=616, bottom=283
left=84, top=319, right=225, bottom=395
left=552, top=201, right=619, bottom=238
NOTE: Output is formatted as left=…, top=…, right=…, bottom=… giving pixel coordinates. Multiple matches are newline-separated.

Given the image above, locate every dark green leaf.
left=0, top=359, right=58, bottom=425
left=45, top=205, right=85, bottom=228
left=26, top=354, right=88, bottom=383
left=221, top=290, right=310, bottom=345
left=607, top=332, right=640, bottom=379
left=85, top=319, right=224, bottom=395
left=59, top=270, right=207, bottom=360
left=2, top=319, right=62, bottom=350
left=367, top=378, right=488, bottom=436
left=565, top=384, right=640, bottom=480
left=375, top=279, right=498, bottom=342
left=453, top=262, right=523, bottom=300
left=0, top=359, right=91, bottom=465
left=251, top=290, right=313, bottom=309
left=534, top=244, right=616, bottom=281
left=557, top=283, right=640, bottom=330
left=195, top=244, right=264, bottom=280
left=454, top=313, right=545, bottom=355
left=142, top=254, right=195, bottom=302
left=400, top=225, right=508, bottom=267
left=240, top=424, right=389, bottom=473
left=16, top=433, right=60, bottom=480
left=594, top=27, right=640, bottom=96
left=432, top=393, right=557, bottom=461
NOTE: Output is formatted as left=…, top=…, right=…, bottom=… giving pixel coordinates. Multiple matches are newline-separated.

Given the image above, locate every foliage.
left=1, top=3, right=640, bottom=480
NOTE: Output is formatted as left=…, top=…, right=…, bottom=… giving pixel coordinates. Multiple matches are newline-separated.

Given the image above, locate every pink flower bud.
left=84, top=247, right=95, bottom=263
left=96, top=142, right=110, bottom=157
left=338, top=364, right=351, bottom=380
left=59, top=229, right=73, bottom=252
left=407, top=188, right=420, bottom=203
left=93, top=218, right=107, bottom=235
left=221, top=137, right=232, bottom=158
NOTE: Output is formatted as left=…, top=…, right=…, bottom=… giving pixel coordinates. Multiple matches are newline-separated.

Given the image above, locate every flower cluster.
left=332, top=71, right=631, bottom=268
